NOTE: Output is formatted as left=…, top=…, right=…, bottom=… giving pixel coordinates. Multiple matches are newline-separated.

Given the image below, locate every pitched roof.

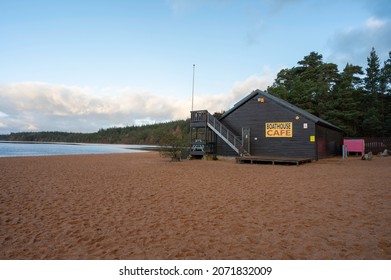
left=220, top=89, right=343, bottom=132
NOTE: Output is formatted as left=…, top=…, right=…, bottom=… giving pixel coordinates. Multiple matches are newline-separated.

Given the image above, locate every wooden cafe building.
left=190, top=89, right=343, bottom=164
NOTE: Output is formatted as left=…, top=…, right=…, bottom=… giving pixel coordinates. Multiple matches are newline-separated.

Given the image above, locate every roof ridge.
left=220, top=89, right=342, bottom=132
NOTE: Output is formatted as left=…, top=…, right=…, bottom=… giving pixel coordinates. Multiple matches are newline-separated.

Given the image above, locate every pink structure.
left=343, top=139, right=365, bottom=156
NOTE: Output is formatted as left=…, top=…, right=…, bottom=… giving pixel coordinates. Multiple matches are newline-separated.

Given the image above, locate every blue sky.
left=0, top=0, right=390, bottom=133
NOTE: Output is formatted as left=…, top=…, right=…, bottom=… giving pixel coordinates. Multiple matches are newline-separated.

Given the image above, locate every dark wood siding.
left=316, top=125, right=343, bottom=159
left=216, top=138, right=238, bottom=156
left=217, top=91, right=318, bottom=159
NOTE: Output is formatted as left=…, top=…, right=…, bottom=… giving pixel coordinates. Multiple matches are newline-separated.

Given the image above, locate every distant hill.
left=0, top=119, right=190, bottom=145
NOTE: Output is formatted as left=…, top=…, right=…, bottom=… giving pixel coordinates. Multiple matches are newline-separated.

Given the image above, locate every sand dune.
left=0, top=153, right=390, bottom=259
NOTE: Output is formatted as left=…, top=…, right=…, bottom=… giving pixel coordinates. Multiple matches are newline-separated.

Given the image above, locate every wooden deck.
left=236, top=156, right=312, bottom=166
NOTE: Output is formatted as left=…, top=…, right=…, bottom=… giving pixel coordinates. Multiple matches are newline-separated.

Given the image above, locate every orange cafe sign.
left=265, top=122, right=293, bottom=137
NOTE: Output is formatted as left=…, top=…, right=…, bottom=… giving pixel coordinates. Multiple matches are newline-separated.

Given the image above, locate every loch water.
left=0, top=142, right=153, bottom=157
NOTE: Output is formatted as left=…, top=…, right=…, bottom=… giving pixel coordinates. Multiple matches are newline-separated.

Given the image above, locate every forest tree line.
left=267, top=48, right=391, bottom=137
left=0, top=120, right=191, bottom=145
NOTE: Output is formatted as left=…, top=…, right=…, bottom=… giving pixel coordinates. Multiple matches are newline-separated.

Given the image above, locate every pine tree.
left=268, top=51, right=339, bottom=118
left=331, top=64, right=364, bottom=136
left=381, top=51, right=391, bottom=135
left=267, top=49, right=391, bottom=136
left=364, top=47, right=381, bottom=96
left=383, top=52, right=391, bottom=95
left=363, top=47, right=383, bottom=135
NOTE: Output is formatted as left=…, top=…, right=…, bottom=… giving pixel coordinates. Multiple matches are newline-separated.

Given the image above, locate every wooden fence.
left=364, top=137, right=391, bottom=154
left=345, top=137, right=391, bottom=154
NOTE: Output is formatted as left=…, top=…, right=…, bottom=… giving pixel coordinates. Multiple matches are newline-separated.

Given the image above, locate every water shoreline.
left=0, top=141, right=159, bottom=157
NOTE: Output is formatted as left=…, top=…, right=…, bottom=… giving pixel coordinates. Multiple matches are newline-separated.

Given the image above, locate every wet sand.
left=0, top=153, right=390, bottom=259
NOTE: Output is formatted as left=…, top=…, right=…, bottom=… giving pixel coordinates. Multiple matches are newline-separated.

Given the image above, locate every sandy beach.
left=0, top=152, right=390, bottom=259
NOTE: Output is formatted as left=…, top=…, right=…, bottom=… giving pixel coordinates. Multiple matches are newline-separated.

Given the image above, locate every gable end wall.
left=217, top=92, right=319, bottom=159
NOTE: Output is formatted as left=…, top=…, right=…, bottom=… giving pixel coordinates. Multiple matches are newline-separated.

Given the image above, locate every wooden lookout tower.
left=189, top=110, right=250, bottom=157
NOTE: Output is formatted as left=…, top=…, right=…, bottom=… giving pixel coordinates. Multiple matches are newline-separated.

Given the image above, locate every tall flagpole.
left=189, top=64, right=196, bottom=154
left=191, top=64, right=195, bottom=111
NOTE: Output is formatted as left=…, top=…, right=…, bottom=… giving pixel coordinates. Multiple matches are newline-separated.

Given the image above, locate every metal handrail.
left=190, top=110, right=250, bottom=156
left=190, top=110, right=207, bottom=122
left=206, top=112, right=242, bottom=151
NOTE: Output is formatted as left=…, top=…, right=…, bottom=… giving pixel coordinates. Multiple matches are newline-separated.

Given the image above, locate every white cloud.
left=192, top=67, right=276, bottom=113
left=366, top=17, right=387, bottom=30
left=0, top=82, right=184, bottom=133
left=0, top=70, right=276, bottom=134
left=326, top=16, right=391, bottom=68
left=232, top=70, right=274, bottom=95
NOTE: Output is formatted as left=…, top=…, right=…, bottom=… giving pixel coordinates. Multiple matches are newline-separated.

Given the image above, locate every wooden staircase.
left=190, top=110, right=250, bottom=156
